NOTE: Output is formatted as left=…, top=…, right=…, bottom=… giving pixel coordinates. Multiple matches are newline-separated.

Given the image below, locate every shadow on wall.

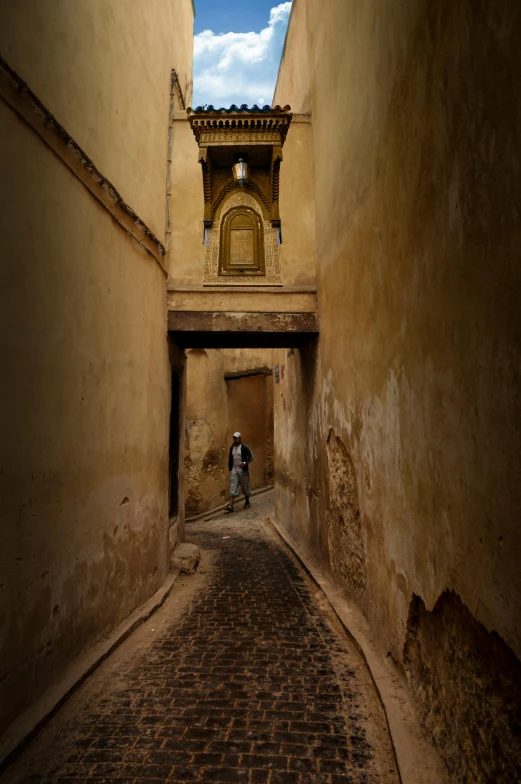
left=326, top=430, right=367, bottom=607
left=404, top=590, right=521, bottom=783
left=299, top=336, right=318, bottom=411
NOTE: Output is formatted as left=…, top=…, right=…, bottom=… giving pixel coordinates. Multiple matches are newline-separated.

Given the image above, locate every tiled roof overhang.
left=187, top=104, right=292, bottom=146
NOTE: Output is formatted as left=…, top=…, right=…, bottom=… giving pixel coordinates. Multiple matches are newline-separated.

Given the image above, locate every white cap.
left=233, top=431, right=241, bottom=438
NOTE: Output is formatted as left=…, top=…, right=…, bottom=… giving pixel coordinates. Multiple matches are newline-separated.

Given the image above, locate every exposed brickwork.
left=4, top=503, right=397, bottom=784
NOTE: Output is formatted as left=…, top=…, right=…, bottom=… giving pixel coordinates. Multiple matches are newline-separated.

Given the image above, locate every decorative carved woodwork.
left=198, top=148, right=213, bottom=222
left=213, top=180, right=270, bottom=219
left=188, top=105, right=292, bottom=145
left=187, top=105, right=292, bottom=285
left=270, top=146, right=283, bottom=224
left=219, top=206, right=265, bottom=276
left=204, top=192, right=282, bottom=286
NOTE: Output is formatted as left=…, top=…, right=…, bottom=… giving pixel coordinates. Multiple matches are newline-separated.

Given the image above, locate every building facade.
left=272, top=0, right=521, bottom=780
left=0, top=0, right=193, bottom=734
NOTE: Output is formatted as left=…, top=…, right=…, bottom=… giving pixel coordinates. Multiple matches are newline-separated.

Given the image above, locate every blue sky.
left=192, top=1, right=292, bottom=109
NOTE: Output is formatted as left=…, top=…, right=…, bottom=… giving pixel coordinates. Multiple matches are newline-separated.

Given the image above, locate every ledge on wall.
left=166, top=283, right=317, bottom=316
left=224, top=366, right=272, bottom=379
left=167, top=310, right=319, bottom=349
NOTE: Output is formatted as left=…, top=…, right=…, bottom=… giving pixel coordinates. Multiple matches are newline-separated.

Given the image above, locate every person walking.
left=224, top=432, right=254, bottom=512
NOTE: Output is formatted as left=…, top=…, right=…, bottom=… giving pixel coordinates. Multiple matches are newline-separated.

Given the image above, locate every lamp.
left=232, top=157, right=248, bottom=186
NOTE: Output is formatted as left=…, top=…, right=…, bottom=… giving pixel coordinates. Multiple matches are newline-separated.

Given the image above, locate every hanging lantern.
left=232, top=157, right=248, bottom=186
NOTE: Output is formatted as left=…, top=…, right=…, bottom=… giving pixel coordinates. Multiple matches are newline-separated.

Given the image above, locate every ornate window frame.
left=203, top=192, right=282, bottom=286
left=218, top=205, right=265, bottom=276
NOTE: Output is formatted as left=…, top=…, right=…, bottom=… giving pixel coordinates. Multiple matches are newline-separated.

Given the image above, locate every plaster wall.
left=277, top=119, right=316, bottom=286
left=167, top=287, right=317, bottom=314
left=185, top=350, right=274, bottom=515
left=0, top=0, right=194, bottom=237
left=273, top=0, right=311, bottom=115
left=184, top=350, right=229, bottom=515
left=168, top=117, right=205, bottom=282
left=0, top=102, right=171, bottom=733
left=273, top=0, right=521, bottom=779
left=223, top=349, right=273, bottom=377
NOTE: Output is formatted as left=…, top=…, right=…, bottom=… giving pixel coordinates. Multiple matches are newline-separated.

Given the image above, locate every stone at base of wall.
left=171, top=543, right=201, bottom=574
left=0, top=572, right=179, bottom=776
left=268, top=517, right=448, bottom=784
left=169, top=515, right=180, bottom=549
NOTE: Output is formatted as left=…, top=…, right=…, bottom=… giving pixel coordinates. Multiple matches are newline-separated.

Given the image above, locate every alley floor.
left=2, top=492, right=399, bottom=784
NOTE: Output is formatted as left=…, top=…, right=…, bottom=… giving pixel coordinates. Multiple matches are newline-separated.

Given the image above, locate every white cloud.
left=192, top=2, right=292, bottom=109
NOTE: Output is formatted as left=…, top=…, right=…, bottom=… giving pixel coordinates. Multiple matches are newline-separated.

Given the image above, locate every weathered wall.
left=273, top=0, right=521, bottom=779
left=185, top=350, right=274, bottom=515
left=223, top=349, right=273, bottom=377
left=0, top=104, right=170, bottom=733
left=0, top=0, right=193, bottom=237
left=184, top=350, right=229, bottom=514
left=0, top=0, right=193, bottom=734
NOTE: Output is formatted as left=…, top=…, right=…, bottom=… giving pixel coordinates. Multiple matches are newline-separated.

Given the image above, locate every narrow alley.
left=2, top=493, right=398, bottom=784
left=2, top=1, right=521, bottom=780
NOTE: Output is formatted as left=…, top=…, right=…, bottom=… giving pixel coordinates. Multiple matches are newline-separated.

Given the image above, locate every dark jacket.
left=228, top=442, right=254, bottom=472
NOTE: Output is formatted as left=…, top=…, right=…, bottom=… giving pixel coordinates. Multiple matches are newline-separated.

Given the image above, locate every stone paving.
left=3, top=493, right=398, bottom=784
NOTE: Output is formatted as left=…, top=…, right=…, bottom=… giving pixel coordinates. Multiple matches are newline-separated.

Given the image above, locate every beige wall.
left=273, top=0, right=311, bottom=115
left=168, top=118, right=206, bottom=282
left=223, top=349, right=273, bottom=377
left=0, top=0, right=193, bottom=734
left=0, top=104, right=170, bottom=732
left=273, top=0, right=521, bottom=779
left=271, top=0, right=316, bottom=285
left=0, top=0, right=194, bottom=237
left=185, top=350, right=274, bottom=515
left=277, top=119, right=316, bottom=285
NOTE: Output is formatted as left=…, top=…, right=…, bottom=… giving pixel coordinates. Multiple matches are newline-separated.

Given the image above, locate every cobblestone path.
left=3, top=493, right=398, bottom=784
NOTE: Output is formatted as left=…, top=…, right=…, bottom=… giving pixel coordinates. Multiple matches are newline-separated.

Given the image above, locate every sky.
left=192, top=1, right=292, bottom=109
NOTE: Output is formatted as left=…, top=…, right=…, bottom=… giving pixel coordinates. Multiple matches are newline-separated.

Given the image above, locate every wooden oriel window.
left=219, top=206, right=265, bottom=276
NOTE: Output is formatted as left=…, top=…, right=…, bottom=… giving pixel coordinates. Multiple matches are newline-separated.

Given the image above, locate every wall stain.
left=325, top=430, right=366, bottom=606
